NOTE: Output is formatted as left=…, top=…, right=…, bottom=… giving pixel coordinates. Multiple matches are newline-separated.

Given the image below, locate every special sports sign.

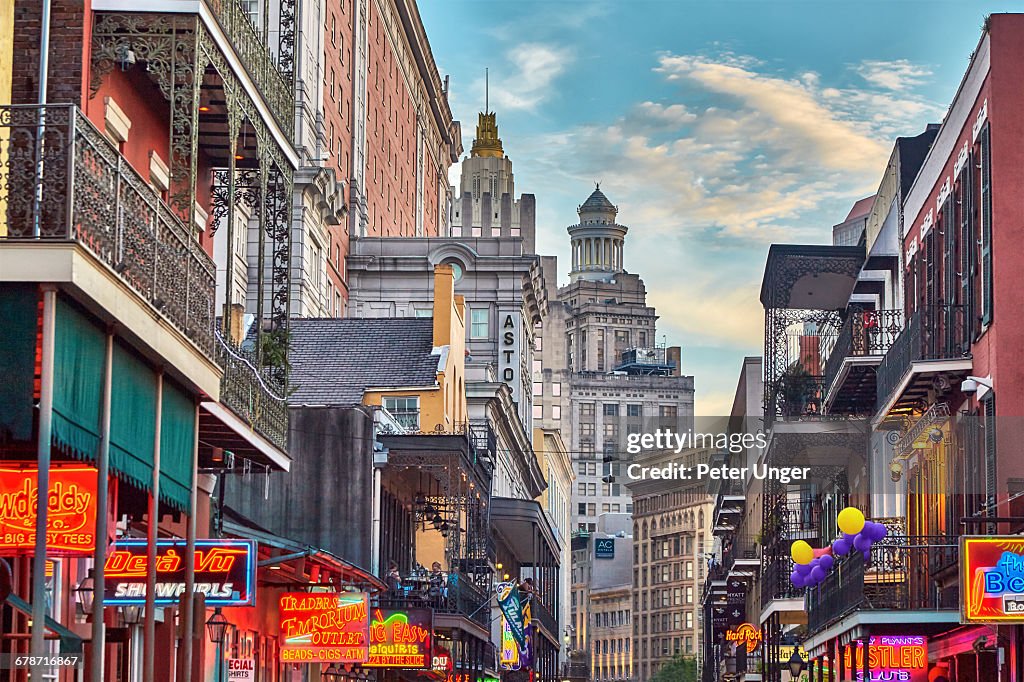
left=365, top=607, right=432, bottom=668
left=961, top=536, right=1024, bottom=622
left=0, top=464, right=98, bottom=556
left=279, top=592, right=370, bottom=663
left=104, top=539, right=256, bottom=606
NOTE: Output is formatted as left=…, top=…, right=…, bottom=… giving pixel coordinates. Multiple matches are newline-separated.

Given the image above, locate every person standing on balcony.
left=386, top=561, right=403, bottom=595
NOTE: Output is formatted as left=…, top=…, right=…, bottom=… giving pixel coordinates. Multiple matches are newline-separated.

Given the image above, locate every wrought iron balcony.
left=806, top=535, right=959, bottom=633
left=379, top=572, right=490, bottom=628
left=766, top=373, right=825, bottom=425
left=216, top=330, right=288, bottom=451
left=760, top=560, right=804, bottom=609
left=875, top=305, right=970, bottom=416
left=0, top=104, right=216, bottom=359
left=722, top=533, right=759, bottom=573
left=822, top=308, right=903, bottom=411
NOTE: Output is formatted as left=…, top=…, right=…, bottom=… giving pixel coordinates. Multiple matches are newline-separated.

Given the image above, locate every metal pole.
left=91, top=330, right=114, bottom=682
left=31, top=285, right=57, bottom=678
left=371, top=466, right=382, bottom=576
left=32, top=0, right=52, bottom=238
left=181, top=402, right=199, bottom=682
left=143, top=372, right=163, bottom=682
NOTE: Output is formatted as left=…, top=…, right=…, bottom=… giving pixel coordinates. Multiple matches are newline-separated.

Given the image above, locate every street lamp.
left=206, top=608, right=231, bottom=682
left=322, top=663, right=346, bottom=679
left=788, top=649, right=806, bottom=679
left=74, top=573, right=95, bottom=617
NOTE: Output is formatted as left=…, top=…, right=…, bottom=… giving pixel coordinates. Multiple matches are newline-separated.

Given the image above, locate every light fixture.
left=75, top=573, right=95, bottom=616
left=322, top=663, right=346, bottom=679
left=121, top=604, right=143, bottom=625
left=206, top=608, right=231, bottom=645
left=788, top=648, right=806, bottom=678
left=889, top=459, right=903, bottom=483
left=496, top=563, right=503, bottom=570
left=212, top=446, right=224, bottom=463
left=199, top=105, right=210, bottom=113
left=503, top=573, right=510, bottom=580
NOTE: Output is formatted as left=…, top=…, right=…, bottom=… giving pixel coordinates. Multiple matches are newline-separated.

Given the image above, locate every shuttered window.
left=982, top=393, right=997, bottom=521
left=959, top=152, right=975, bottom=340
left=979, top=123, right=993, bottom=327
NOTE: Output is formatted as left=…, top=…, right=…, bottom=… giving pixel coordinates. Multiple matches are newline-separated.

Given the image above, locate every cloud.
left=856, top=59, right=933, bottom=91
left=474, top=43, right=573, bottom=112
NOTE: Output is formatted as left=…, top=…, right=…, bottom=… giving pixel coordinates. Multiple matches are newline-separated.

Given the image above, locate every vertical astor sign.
left=498, top=311, right=522, bottom=404
left=0, top=464, right=98, bottom=556
left=279, top=592, right=370, bottom=663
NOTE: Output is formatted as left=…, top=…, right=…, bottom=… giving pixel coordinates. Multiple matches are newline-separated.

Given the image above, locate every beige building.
left=590, top=583, right=634, bottom=682
left=628, top=447, right=715, bottom=682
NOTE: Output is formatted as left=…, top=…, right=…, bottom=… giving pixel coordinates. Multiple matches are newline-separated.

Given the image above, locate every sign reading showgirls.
left=104, top=539, right=256, bottom=606
left=0, top=464, right=98, bottom=556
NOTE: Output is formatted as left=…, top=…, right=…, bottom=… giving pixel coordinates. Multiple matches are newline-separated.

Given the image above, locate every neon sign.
left=725, top=623, right=761, bottom=653
left=365, top=607, right=432, bottom=668
left=279, top=592, right=370, bottom=663
left=961, top=536, right=1024, bottom=622
left=104, top=539, right=256, bottom=606
left=842, top=636, right=927, bottom=682
left=499, top=616, right=521, bottom=670
left=0, top=464, right=98, bottom=556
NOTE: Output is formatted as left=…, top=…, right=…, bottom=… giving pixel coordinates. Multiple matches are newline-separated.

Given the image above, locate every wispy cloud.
left=472, top=43, right=573, bottom=112
left=855, top=58, right=933, bottom=91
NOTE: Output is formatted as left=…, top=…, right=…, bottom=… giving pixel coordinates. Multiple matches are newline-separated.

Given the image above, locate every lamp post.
left=206, top=608, right=231, bottom=682
left=74, top=574, right=95, bottom=617
left=788, top=649, right=806, bottom=680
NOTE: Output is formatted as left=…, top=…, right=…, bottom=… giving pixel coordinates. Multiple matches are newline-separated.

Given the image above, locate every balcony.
left=379, top=572, right=489, bottom=628
left=760, top=560, right=803, bottom=611
left=875, top=305, right=971, bottom=423
left=723, top=533, right=760, bottom=578
left=215, top=330, right=288, bottom=451
left=767, top=373, right=825, bottom=425
left=806, top=536, right=959, bottom=635
left=0, top=104, right=216, bottom=360
left=822, top=308, right=903, bottom=415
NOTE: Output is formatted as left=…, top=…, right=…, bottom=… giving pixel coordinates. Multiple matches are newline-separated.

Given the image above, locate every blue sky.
left=419, top=1, right=1020, bottom=415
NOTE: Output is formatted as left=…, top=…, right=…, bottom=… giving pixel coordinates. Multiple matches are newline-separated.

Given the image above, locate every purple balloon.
left=869, top=522, right=888, bottom=541
left=795, top=562, right=812, bottom=575
left=818, top=554, right=835, bottom=571
left=790, top=570, right=804, bottom=587
left=853, top=533, right=872, bottom=553
left=844, top=532, right=858, bottom=543
left=809, top=566, right=827, bottom=583
left=832, top=538, right=851, bottom=556
left=862, top=549, right=871, bottom=561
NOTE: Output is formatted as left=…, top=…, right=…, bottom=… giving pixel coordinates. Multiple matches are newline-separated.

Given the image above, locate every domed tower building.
left=568, top=185, right=628, bottom=282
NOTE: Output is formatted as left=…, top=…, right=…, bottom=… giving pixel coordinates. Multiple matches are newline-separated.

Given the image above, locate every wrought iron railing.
left=529, top=594, right=559, bottom=637
left=0, top=104, right=217, bottom=359
left=806, top=535, right=959, bottom=633
left=760, top=560, right=803, bottom=609
left=876, top=305, right=969, bottom=412
left=767, top=373, right=825, bottom=425
left=722, top=533, right=759, bottom=572
left=823, top=308, right=904, bottom=396
left=204, top=0, right=294, bottom=133
left=379, top=572, right=489, bottom=628
left=216, top=331, right=288, bottom=451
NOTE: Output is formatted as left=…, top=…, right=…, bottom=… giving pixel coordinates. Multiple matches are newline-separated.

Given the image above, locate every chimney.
left=433, top=264, right=456, bottom=347
left=229, top=303, right=245, bottom=345
left=667, top=346, right=682, bottom=377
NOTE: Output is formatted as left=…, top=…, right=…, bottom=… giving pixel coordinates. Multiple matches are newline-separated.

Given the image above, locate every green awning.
left=0, top=284, right=37, bottom=442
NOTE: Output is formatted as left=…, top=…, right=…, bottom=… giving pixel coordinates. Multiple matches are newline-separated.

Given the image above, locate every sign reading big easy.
left=279, top=592, right=370, bottom=663
left=365, top=607, right=432, bottom=668
left=0, top=464, right=98, bottom=555
left=962, top=536, right=1024, bottom=622
left=104, top=539, right=256, bottom=606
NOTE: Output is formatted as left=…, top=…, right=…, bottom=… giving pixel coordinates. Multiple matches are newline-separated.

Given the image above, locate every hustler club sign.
left=104, top=539, right=256, bottom=606
left=279, top=592, right=370, bottom=663
left=962, top=536, right=1024, bottom=622
left=365, top=607, right=432, bottom=668
left=0, top=464, right=98, bottom=555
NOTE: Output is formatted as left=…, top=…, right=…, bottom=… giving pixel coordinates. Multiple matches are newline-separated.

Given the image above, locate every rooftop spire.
left=471, top=70, right=504, bottom=158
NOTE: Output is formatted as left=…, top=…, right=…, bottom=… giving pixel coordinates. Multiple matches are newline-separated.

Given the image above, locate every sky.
left=419, top=0, right=1021, bottom=416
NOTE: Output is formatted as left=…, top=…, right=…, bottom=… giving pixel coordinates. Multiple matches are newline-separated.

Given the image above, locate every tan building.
left=628, top=447, right=715, bottom=682
left=590, top=584, right=634, bottom=682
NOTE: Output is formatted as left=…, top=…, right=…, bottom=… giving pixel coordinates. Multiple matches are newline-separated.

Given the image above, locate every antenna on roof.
left=485, top=67, right=489, bottom=114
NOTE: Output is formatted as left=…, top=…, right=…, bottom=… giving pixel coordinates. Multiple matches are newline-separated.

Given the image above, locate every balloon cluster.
left=788, top=507, right=888, bottom=589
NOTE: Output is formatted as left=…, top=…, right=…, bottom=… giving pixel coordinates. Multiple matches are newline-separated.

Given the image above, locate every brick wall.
left=11, top=0, right=88, bottom=106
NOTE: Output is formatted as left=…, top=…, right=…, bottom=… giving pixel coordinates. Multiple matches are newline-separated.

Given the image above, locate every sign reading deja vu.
left=498, top=311, right=522, bottom=405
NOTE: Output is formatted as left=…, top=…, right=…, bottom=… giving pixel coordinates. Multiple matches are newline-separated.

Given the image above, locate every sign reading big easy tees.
left=104, top=539, right=256, bottom=606
left=0, top=464, right=98, bottom=555
left=279, top=592, right=370, bottom=663
left=365, top=607, right=432, bottom=668
left=961, top=536, right=1024, bottom=622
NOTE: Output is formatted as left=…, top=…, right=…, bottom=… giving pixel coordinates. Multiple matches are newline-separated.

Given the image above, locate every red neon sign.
left=279, top=592, right=370, bottom=663
left=365, top=608, right=432, bottom=668
left=842, top=636, right=928, bottom=682
left=961, top=536, right=1024, bottom=622
left=0, top=464, right=98, bottom=556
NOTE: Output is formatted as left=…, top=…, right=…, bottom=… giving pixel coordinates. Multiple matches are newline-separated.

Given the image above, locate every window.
left=587, top=503, right=596, bottom=516
left=533, top=381, right=543, bottom=396
left=382, top=396, right=419, bottom=430
left=532, top=360, right=542, bottom=374
left=532, top=404, right=542, bottom=420
left=596, top=329, right=605, bottom=371
left=603, top=403, right=619, bottom=417
left=627, top=404, right=642, bottom=418
left=534, top=336, right=542, bottom=352
left=580, top=403, right=595, bottom=417
left=551, top=382, right=561, bottom=397
left=552, top=405, right=561, bottom=420
left=578, top=503, right=586, bottom=516
left=980, top=123, right=993, bottom=327
left=685, top=612, right=694, bottom=629
left=470, top=308, right=489, bottom=338
left=414, top=307, right=432, bottom=318
left=686, top=586, right=693, bottom=604
left=660, top=405, right=678, bottom=418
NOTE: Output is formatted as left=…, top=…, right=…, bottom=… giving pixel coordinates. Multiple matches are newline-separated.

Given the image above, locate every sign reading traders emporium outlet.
left=279, top=592, right=370, bottom=663
left=961, top=536, right=1024, bottom=622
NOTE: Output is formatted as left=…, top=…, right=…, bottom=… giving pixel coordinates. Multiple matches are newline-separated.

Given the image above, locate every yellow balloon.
left=791, top=540, right=814, bottom=565
left=837, top=507, right=866, bottom=535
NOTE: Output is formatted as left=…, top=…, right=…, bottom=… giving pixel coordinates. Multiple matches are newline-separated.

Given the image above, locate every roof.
left=759, top=244, right=865, bottom=310
left=844, top=195, right=876, bottom=222
left=579, top=186, right=616, bottom=213
left=287, top=317, right=440, bottom=406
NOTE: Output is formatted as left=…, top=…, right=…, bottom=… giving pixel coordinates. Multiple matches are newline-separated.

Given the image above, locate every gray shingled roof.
left=287, top=318, right=440, bottom=406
